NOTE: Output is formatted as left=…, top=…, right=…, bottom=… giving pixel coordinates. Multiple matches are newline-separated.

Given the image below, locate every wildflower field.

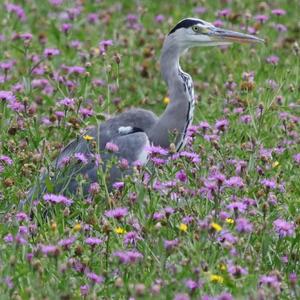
left=1, top=0, right=300, bottom=299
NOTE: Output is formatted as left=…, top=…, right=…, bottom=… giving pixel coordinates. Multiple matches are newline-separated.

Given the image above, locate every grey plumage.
left=23, top=18, right=263, bottom=206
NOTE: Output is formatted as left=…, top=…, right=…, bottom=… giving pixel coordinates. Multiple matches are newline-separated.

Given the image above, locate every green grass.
left=0, top=0, right=299, bottom=299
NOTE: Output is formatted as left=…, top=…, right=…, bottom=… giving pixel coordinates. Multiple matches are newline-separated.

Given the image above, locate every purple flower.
left=74, top=152, right=88, bottom=164
left=217, top=8, right=231, bottom=17
left=5, top=3, right=26, bottom=21
left=0, top=91, right=15, bottom=101
left=227, top=264, right=248, bottom=278
left=89, top=182, right=100, bottom=195
left=215, top=119, right=229, bottom=131
left=293, top=153, right=300, bottom=165
left=227, top=201, right=247, bottom=213
left=271, top=9, right=286, bottom=16
left=259, top=275, right=281, bottom=292
left=194, top=6, right=207, bottom=14
left=105, top=207, right=128, bottom=220
left=85, top=237, right=103, bottom=246
left=175, top=169, right=188, bottom=183
left=254, top=15, right=269, bottom=23
left=123, top=231, right=142, bottom=246
left=99, top=40, right=113, bottom=55
left=79, top=107, right=93, bottom=118
left=0, top=155, right=13, bottom=165
left=43, top=194, right=73, bottom=206
left=80, top=285, right=90, bottom=296
left=260, top=179, right=276, bottom=189
left=173, top=294, right=190, bottom=300
left=146, top=145, right=168, bottom=156
left=4, top=276, right=14, bottom=289
left=240, top=114, right=252, bottom=124
left=225, top=176, right=244, bottom=188
left=274, top=23, right=287, bottom=32
left=58, top=97, right=75, bottom=108
left=155, top=15, right=165, bottom=23
left=4, top=233, right=14, bottom=243
left=266, top=55, right=279, bottom=65
left=44, top=48, right=60, bottom=58
left=112, top=181, right=125, bottom=190
left=185, top=279, right=198, bottom=291
left=273, top=219, right=295, bottom=238
left=164, top=238, right=180, bottom=251
left=235, top=218, right=253, bottom=233
left=58, top=236, right=76, bottom=248
left=105, top=142, right=119, bottom=153
left=217, top=292, right=233, bottom=300
left=86, top=272, right=104, bottom=284
left=113, top=250, right=143, bottom=264
left=68, top=66, right=85, bottom=75
left=40, top=244, right=59, bottom=256
left=61, top=23, right=72, bottom=33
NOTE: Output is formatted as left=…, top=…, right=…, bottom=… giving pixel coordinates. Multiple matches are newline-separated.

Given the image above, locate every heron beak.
left=209, top=27, right=264, bottom=44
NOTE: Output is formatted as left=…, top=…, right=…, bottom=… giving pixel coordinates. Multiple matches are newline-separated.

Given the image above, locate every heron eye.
left=192, top=25, right=200, bottom=33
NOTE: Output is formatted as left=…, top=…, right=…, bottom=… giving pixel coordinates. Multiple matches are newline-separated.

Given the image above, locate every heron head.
left=168, top=18, right=264, bottom=49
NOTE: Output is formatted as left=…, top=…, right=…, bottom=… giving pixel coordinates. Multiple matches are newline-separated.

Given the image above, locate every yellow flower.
left=179, top=223, right=188, bottom=232
left=225, top=218, right=234, bottom=224
left=219, top=263, right=227, bottom=271
left=210, top=274, right=224, bottom=283
left=114, top=227, right=126, bottom=234
left=272, top=161, right=279, bottom=168
left=83, top=135, right=94, bottom=141
left=73, top=223, right=81, bottom=232
left=163, top=96, right=170, bottom=105
left=211, top=222, right=222, bottom=232
left=51, top=222, right=57, bottom=231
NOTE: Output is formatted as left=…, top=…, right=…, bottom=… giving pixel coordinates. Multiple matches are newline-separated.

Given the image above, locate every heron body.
left=26, top=18, right=263, bottom=201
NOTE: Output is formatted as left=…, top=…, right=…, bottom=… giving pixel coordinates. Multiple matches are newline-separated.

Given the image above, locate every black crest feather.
left=168, top=18, right=203, bottom=35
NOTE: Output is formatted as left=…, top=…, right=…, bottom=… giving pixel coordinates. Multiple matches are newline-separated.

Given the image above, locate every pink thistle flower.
left=293, top=153, right=300, bottom=165
left=58, top=97, right=75, bottom=108
left=43, top=194, right=73, bottom=206
left=105, top=207, right=128, bottom=220
left=225, top=176, right=244, bottom=188
left=85, top=237, right=103, bottom=246
left=105, top=142, right=119, bottom=153
left=58, top=236, right=76, bottom=248
left=113, top=250, right=143, bottom=264
left=215, top=119, right=229, bottom=131
left=217, top=8, right=231, bottom=17
left=254, top=15, right=269, bottom=23
left=80, top=285, right=90, bottom=296
left=112, top=181, right=125, bottom=190
left=175, top=169, right=188, bottom=183
left=40, top=244, right=59, bottom=256
left=5, top=3, right=26, bottom=21
left=154, top=15, right=165, bottom=23
left=61, top=23, right=72, bottom=34
left=266, top=55, right=279, bottom=65
left=260, top=178, right=276, bottom=189
left=194, top=6, right=207, bottom=14
left=146, top=145, right=168, bottom=156
left=0, top=91, right=15, bottom=101
left=44, top=48, right=60, bottom=58
left=86, top=272, right=104, bottom=284
left=235, top=218, right=253, bottom=233
left=271, top=9, right=286, bottom=16
left=74, top=152, right=88, bottom=165
left=273, top=219, right=295, bottom=238
left=99, top=40, right=113, bottom=55
left=0, top=155, right=13, bottom=165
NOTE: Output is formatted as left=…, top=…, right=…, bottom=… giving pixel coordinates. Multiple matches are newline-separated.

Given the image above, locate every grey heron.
left=25, top=18, right=263, bottom=204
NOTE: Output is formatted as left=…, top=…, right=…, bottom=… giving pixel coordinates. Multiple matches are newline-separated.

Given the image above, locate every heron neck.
left=148, top=42, right=195, bottom=150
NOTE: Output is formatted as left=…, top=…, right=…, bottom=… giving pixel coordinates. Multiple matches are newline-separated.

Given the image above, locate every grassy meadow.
left=0, top=0, right=299, bottom=299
